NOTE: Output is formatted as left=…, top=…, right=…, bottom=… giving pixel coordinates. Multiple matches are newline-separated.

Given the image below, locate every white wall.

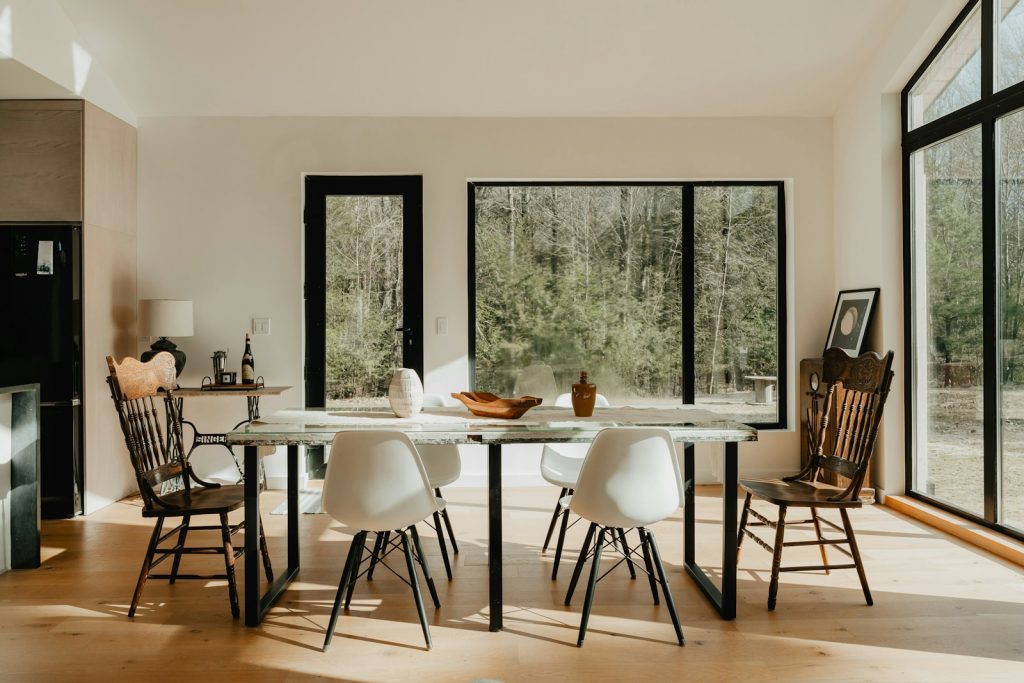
left=137, top=116, right=834, bottom=486
left=832, top=0, right=965, bottom=498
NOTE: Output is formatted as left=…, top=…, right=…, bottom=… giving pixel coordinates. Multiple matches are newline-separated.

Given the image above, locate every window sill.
left=885, top=496, right=1024, bottom=569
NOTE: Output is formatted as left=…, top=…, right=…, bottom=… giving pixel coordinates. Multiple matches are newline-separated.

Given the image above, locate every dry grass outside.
left=923, top=386, right=1024, bottom=529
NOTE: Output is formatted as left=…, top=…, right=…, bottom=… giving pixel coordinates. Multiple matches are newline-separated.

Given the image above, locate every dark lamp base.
left=141, top=337, right=187, bottom=376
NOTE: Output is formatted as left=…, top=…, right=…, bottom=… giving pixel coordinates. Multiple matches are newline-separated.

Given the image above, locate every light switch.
left=436, top=317, right=448, bottom=335
left=252, top=317, right=271, bottom=335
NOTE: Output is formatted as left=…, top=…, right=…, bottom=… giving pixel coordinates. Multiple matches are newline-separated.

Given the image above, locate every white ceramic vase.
left=388, top=368, right=424, bottom=418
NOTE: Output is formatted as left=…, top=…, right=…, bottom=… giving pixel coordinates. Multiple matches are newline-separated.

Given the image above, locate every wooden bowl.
left=450, top=391, right=543, bottom=419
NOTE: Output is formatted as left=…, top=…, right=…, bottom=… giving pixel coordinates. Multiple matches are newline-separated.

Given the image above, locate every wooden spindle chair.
left=736, top=348, right=895, bottom=610
left=106, top=352, right=273, bottom=618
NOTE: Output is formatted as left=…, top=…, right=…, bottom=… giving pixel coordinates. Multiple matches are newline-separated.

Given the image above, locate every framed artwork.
left=824, top=288, right=879, bottom=355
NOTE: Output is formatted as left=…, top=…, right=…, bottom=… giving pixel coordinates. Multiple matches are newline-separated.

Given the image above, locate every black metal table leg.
left=488, top=443, right=502, bottom=632
left=684, top=444, right=695, bottom=567
left=720, top=441, right=738, bottom=619
left=244, top=445, right=260, bottom=626
left=244, top=443, right=301, bottom=626
left=287, top=445, right=300, bottom=570
left=683, top=440, right=739, bottom=620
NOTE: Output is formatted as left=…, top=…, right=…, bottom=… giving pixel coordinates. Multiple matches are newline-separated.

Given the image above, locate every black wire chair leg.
left=367, top=531, right=388, bottom=581
left=542, top=487, right=568, bottom=552
left=323, top=530, right=364, bottom=651
left=436, top=488, right=459, bottom=554
left=646, top=530, right=684, bottom=645
left=129, top=517, right=163, bottom=618
left=577, top=527, right=606, bottom=647
left=410, top=524, right=441, bottom=608
left=344, top=531, right=369, bottom=609
left=618, top=528, right=636, bottom=579
left=638, top=527, right=660, bottom=605
left=432, top=511, right=453, bottom=581
left=169, top=515, right=189, bottom=584
left=401, top=530, right=433, bottom=650
left=565, top=522, right=597, bottom=605
left=551, top=503, right=571, bottom=579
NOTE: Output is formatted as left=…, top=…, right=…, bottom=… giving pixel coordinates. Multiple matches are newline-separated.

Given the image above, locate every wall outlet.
left=252, top=317, right=271, bottom=335
left=436, top=317, right=448, bottom=335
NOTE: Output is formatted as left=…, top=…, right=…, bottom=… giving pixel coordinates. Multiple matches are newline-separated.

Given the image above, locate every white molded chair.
left=542, top=392, right=610, bottom=578
left=321, top=430, right=442, bottom=651
left=563, top=427, right=685, bottom=647
left=411, top=393, right=462, bottom=579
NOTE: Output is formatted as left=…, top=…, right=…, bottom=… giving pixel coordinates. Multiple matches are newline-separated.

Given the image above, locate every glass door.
left=304, top=175, right=423, bottom=413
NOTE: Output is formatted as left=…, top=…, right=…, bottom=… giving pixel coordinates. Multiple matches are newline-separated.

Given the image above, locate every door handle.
left=395, top=327, right=411, bottom=333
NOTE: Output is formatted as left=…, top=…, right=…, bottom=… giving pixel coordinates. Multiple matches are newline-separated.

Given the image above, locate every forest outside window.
left=469, top=182, right=786, bottom=428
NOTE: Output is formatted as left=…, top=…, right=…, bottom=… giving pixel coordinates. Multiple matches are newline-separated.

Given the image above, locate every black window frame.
left=467, top=180, right=788, bottom=431
left=902, top=0, right=1024, bottom=541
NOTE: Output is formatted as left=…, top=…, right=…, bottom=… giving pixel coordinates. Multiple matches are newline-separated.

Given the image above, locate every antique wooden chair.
left=106, top=352, right=273, bottom=618
left=736, top=347, right=894, bottom=610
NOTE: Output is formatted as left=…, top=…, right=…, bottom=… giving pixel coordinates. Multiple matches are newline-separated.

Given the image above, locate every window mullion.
left=983, top=116, right=1000, bottom=524
left=982, top=0, right=994, bottom=98
left=682, top=184, right=695, bottom=406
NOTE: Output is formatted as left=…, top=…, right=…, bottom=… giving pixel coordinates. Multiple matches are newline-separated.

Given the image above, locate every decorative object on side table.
left=388, top=368, right=424, bottom=417
left=824, top=288, right=878, bottom=355
left=138, top=299, right=194, bottom=376
left=241, top=333, right=256, bottom=384
left=570, top=370, right=597, bottom=417
left=450, top=391, right=542, bottom=419
left=212, top=350, right=227, bottom=375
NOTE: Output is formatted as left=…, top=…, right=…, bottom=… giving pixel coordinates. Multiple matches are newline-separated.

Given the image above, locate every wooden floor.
left=2, top=486, right=1023, bottom=682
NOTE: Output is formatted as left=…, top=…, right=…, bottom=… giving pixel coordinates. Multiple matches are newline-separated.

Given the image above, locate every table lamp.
left=139, top=299, right=194, bottom=376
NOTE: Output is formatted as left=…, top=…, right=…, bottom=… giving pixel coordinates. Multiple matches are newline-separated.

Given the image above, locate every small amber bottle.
left=571, top=371, right=597, bottom=417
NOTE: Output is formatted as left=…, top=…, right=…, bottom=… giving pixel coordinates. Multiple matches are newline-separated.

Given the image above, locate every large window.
left=469, top=182, right=786, bottom=428
left=904, top=0, right=1024, bottom=538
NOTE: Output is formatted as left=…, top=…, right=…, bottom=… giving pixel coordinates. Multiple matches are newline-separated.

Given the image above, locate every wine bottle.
left=241, top=333, right=255, bottom=384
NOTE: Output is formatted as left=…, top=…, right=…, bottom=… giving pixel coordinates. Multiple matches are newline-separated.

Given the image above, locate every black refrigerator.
left=0, top=224, right=83, bottom=518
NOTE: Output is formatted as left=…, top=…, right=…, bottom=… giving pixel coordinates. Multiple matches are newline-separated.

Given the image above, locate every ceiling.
left=54, top=0, right=908, bottom=118
left=0, top=57, right=75, bottom=100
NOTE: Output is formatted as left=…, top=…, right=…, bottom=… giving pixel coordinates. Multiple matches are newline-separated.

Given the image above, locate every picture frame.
left=824, top=288, right=879, bottom=356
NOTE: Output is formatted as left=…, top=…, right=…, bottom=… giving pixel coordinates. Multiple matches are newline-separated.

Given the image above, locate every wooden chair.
left=736, top=347, right=894, bottom=610
left=106, top=352, right=273, bottom=618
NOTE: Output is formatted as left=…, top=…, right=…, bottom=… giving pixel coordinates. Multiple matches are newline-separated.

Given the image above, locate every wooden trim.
left=886, top=495, right=1024, bottom=568
left=0, top=100, right=84, bottom=112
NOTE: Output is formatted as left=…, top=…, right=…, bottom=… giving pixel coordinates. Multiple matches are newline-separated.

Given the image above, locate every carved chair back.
left=106, top=352, right=188, bottom=511
left=805, top=347, right=895, bottom=501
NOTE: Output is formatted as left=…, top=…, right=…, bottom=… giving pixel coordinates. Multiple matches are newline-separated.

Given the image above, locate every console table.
left=171, top=385, right=290, bottom=480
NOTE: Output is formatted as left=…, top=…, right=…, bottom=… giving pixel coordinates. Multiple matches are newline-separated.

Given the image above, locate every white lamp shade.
left=138, top=299, right=194, bottom=338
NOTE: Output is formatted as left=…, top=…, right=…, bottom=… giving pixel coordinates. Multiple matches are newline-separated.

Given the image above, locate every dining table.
left=225, top=405, right=757, bottom=629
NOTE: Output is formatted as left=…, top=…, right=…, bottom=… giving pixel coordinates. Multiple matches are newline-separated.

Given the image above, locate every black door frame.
left=303, top=174, right=424, bottom=422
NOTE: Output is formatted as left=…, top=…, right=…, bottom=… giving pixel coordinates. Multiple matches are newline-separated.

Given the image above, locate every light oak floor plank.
left=1, top=486, right=1022, bottom=682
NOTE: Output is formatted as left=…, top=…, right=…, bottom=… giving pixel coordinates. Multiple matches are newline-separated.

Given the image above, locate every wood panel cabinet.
left=0, top=101, right=83, bottom=222
left=0, top=99, right=138, bottom=515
